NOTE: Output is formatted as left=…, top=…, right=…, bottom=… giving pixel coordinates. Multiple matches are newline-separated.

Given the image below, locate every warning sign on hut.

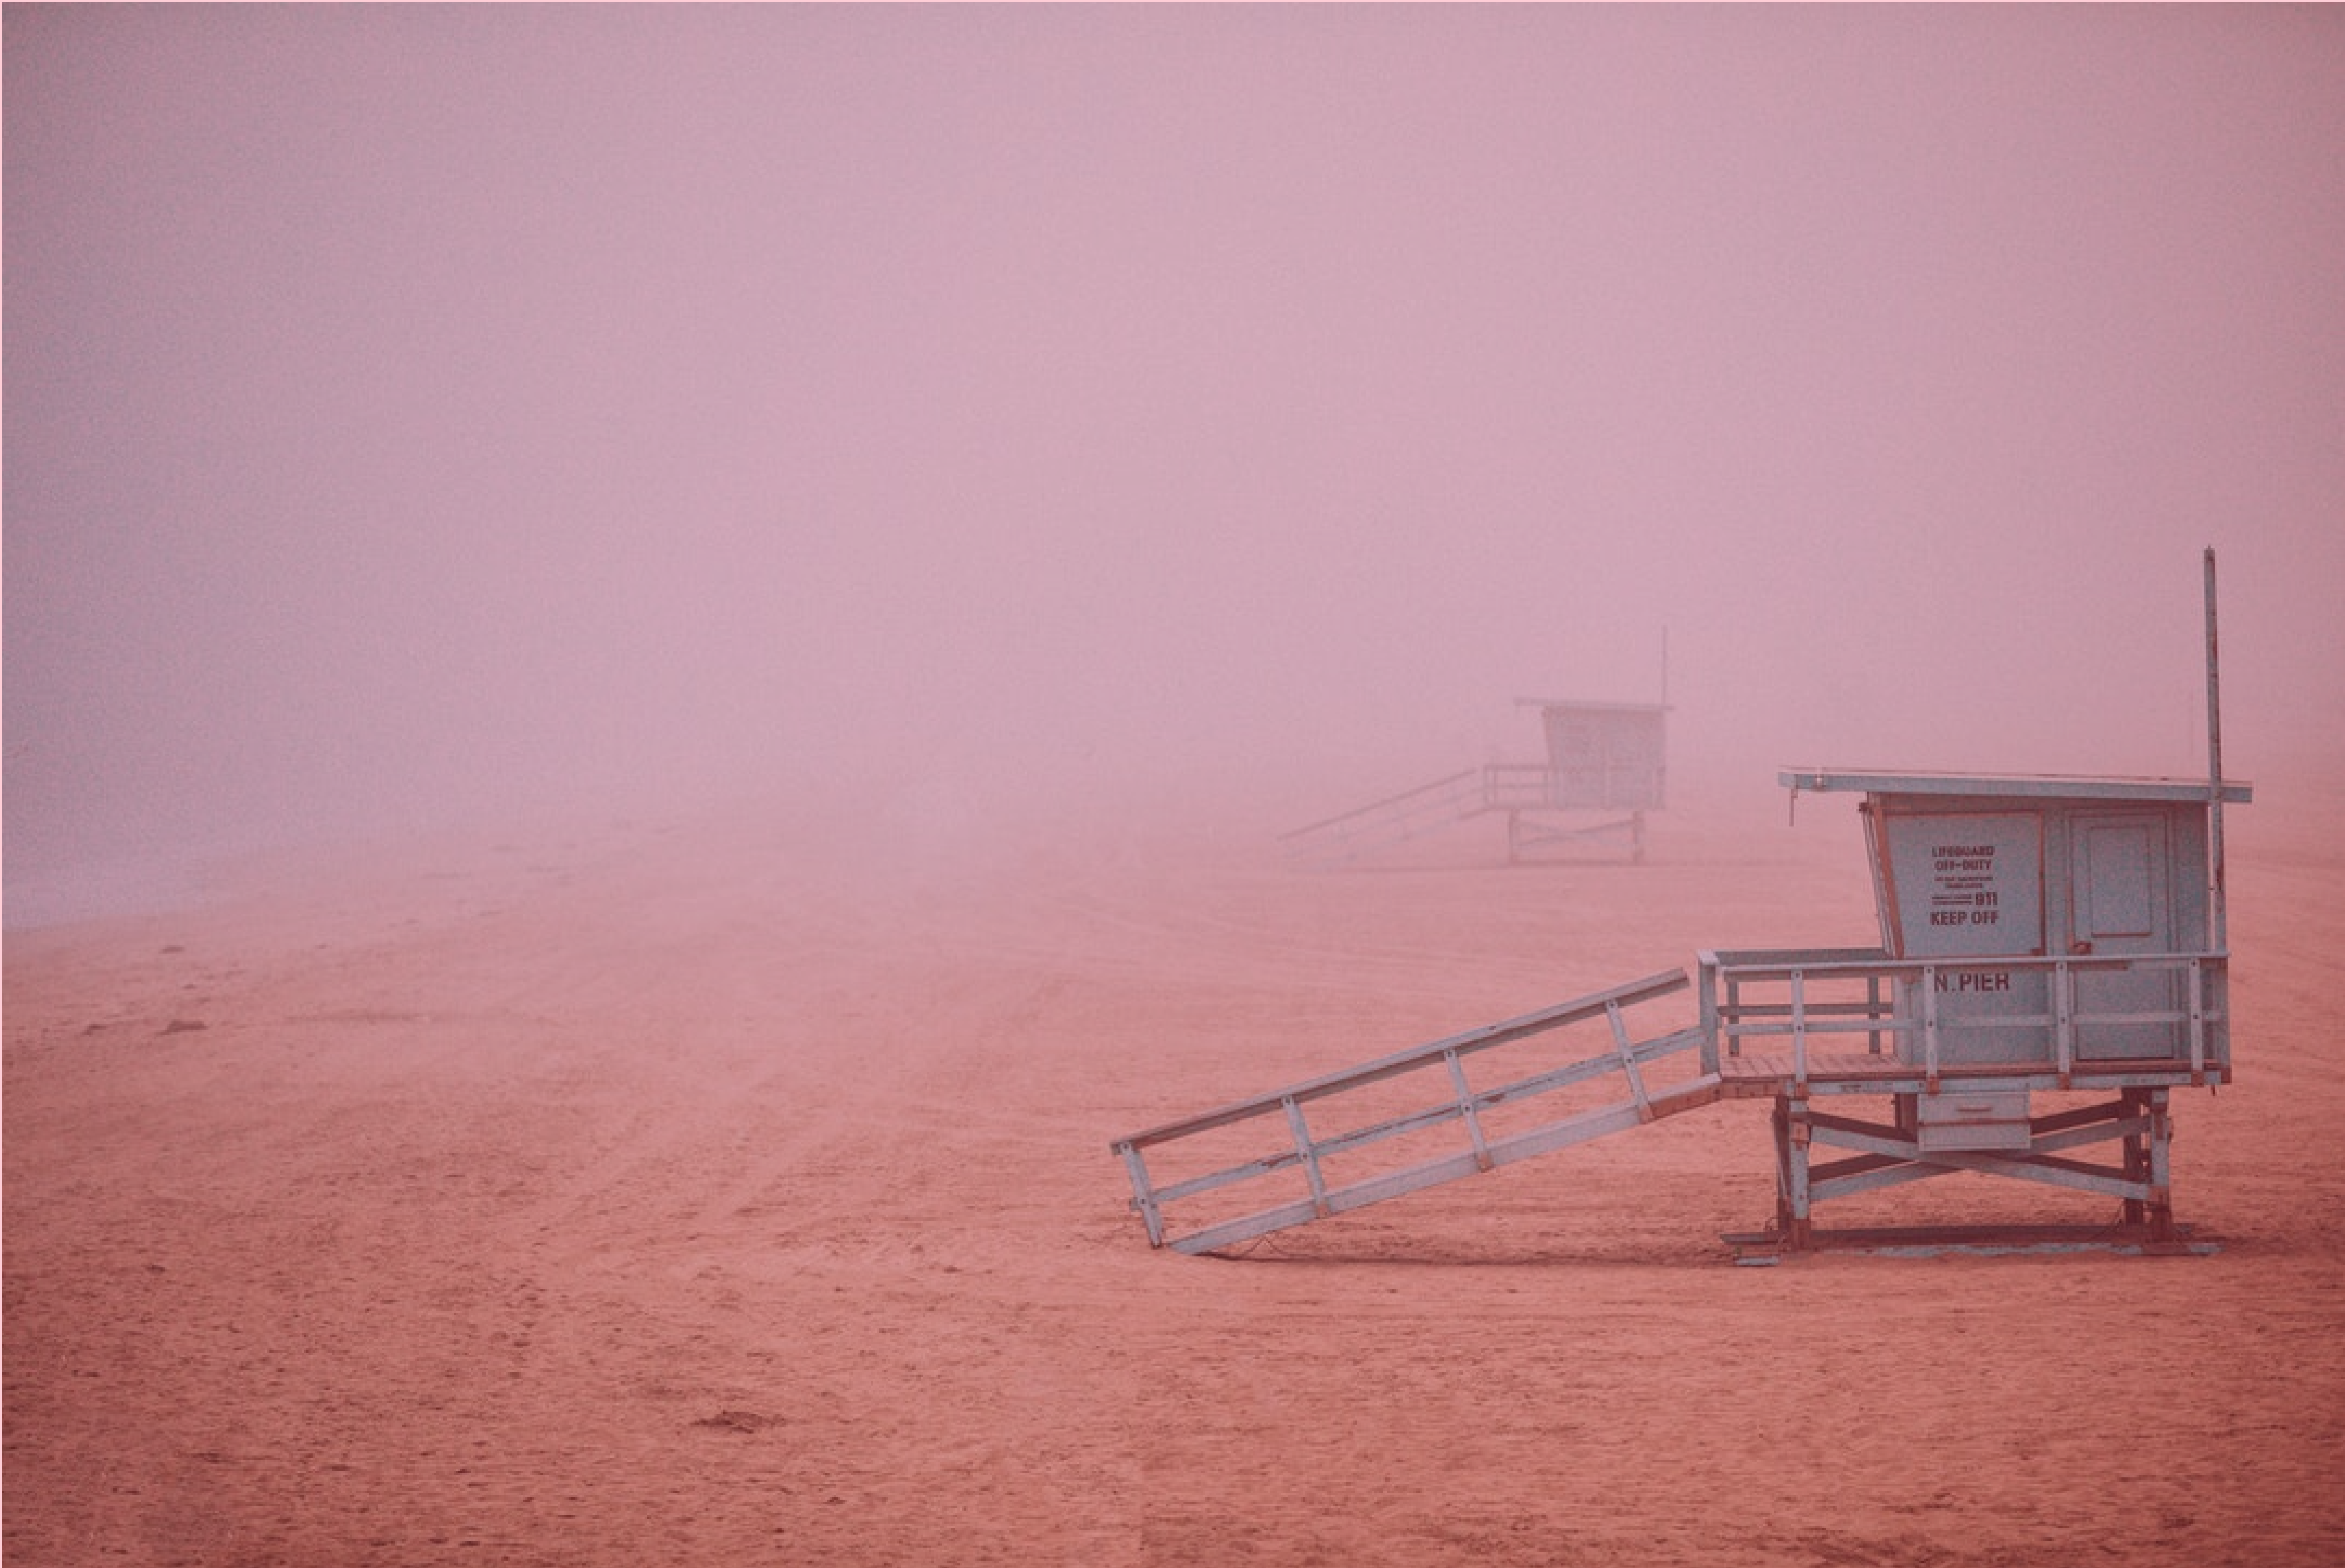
left=1885, top=812, right=2044, bottom=957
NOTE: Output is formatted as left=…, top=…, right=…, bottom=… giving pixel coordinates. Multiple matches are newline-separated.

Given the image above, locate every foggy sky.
left=8, top=5, right=2344, bottom=912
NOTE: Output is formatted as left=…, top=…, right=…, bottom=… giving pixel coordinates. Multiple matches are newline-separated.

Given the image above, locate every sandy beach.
left=7, top=779, right=2343, bottom=1566
left=13, top=8, right=2345, bottom=1564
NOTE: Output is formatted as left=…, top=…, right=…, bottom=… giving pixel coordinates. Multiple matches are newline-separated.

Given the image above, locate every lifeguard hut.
left=1704, top=766, right=2245, bottom=1251
left=1112, top=553, right=2244, bottom=1258
left=1279, top=696, right=1669, bottom=867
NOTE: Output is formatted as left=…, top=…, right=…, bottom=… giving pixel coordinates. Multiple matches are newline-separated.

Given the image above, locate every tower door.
left=2068, top=812, right=2178, bottom=1060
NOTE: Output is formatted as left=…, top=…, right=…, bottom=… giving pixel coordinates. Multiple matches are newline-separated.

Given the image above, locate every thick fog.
left=8, top=6, right=2344, bottom=919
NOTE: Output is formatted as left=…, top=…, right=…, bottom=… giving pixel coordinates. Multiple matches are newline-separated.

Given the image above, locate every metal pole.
left=2203, top=547, right=2227, bottom=953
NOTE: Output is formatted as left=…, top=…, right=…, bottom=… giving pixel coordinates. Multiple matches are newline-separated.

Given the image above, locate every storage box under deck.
left=1915, top=1088, right=2033, bottom=1152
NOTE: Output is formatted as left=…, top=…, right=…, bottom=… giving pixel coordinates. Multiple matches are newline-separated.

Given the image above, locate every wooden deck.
left=1715, top=1049, right=2224, bottom=1094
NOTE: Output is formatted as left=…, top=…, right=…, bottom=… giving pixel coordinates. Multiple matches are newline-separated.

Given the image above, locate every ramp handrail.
left=1280, top=764, right=1561, bottom=854
left=1110, top=970, right=1711, bottom=1252
left=1279, top=767, right=1481, bottom=843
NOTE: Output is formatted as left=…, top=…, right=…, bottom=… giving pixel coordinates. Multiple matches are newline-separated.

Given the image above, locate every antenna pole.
left=2204, top=547, right=2228, bottom=952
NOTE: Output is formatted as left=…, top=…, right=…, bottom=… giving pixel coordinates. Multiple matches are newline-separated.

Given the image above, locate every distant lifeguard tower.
left=1114, top=553, right=2244, bottom=1258
left=1280, top=696, right=1669, bottom=867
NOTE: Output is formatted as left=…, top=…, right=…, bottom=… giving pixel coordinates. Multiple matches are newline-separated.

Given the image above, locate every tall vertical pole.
left=2203, top=547, right=2228, bottom=952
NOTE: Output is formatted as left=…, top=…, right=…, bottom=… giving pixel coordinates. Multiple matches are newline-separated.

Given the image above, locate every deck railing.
left=1695, top=947, right=2230, bottom=1092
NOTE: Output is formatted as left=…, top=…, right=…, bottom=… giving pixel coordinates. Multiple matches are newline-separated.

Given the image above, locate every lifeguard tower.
left=1705, top=766, right=2244, bottom=1252
left=1279, top=696, right=1669, bottom=867
left=1113, top=554, right=2245, bottom=1258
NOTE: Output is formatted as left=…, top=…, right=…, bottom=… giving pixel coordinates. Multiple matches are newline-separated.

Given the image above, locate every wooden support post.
left=2188, top=958, right=2207, bottom=1085
left=1282, top=1096, right=1331, bottom=1219
left=1789, top=970, right=1809, bottom=1096
left=1116, top=1142, right=1166, bottom=1247
left=1770, top=1097, right=1793, bottom=1236
left=1445, top=1049, right=1495, bottom=1170
left=2120, top=1089, right=2147, bottom=1228
left=1697, top=955, right=1721, bottom=1075
left=1921, top=966, right=1942, bottom=1091
left=2054, top=960, right=2076, bottom=1089
left=2146, top=1086, right=2176, bottom=1242
left=1774, top=1094, right=1813, bottom=1249
left=1607, top=1000, right=1653, bottom=1121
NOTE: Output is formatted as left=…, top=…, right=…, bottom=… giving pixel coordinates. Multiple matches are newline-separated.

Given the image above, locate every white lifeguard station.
left=1704, top=765, right=2244, bottom=1252
left=1114, top=553, right=2244, bottom=1258
left=1280, top=696, right=1669, bottom=867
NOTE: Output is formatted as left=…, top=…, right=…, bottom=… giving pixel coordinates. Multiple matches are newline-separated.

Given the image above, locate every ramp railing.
left=1110, top=970, right=1718, bottom=1254
left=1279, top=763, right=1558, bottom=865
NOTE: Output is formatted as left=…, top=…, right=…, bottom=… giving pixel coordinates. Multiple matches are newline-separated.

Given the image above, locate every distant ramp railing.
left=1109, top=970, right=1719, bottom=1254
left=1279, top=764, right=1559, bottom=863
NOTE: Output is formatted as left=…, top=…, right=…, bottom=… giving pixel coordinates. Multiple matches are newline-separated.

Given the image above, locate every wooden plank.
left=1320, top=1147, right=1496, bottom=1213
left=1715, top=1054, right=2216, bottom=1092
left=2031, top=1098, right=2132, bottom=1135
left=1169, top=1196, right=1324, bottom=1255
left=1805, top=1119, right=1922, bottom=1163
left=1646, top=1076, right=1725, bottom=1117
left=1719, top=1051, right=1910, bottom=1081
left=1477, top=1025, right=1701, bottom=1106
left=1810, top=1159, right=1960, bottom=1203
left=1482, top=1098, right=1649, bottom=1166
left=1919, top=1151, right=2147, bottom=1201
left=2032, top=1114, right=2151, bottom=1156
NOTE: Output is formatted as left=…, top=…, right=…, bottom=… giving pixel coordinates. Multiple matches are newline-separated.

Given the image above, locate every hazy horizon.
left=9, top=6, right=2343, bottom=923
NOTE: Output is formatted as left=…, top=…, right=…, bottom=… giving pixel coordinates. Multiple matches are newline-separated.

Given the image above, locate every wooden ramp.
left=1109, top=970, right=1718, bottom=1254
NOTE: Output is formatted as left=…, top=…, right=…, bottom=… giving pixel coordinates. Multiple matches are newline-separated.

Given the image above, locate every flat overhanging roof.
left=1779, top=768, right=2252, bottom=804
